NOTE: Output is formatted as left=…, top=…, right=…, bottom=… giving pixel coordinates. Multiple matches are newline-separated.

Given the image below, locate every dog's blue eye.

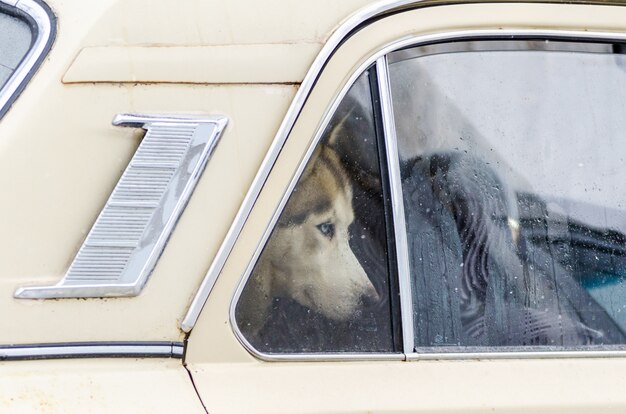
left=316, top=222, right=335, bottom=239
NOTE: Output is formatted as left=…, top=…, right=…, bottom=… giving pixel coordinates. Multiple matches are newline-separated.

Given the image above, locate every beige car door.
left=185, top=2, right=626, bottom=413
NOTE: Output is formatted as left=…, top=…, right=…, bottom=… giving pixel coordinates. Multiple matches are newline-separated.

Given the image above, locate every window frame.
left=0, top=0, right=55, bottom=120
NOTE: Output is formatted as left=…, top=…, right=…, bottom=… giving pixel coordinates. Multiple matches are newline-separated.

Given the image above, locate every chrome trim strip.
left=15, top=113, right=228, bottom=299
left=376, top=56, right=415, bottom=354
left=172, top=342, right=185, bottom=357
left=224, top=29, right=626, bottom=362
left=0, top=342, right=184, bottom=360
left=0, top=0, right=55, bottom=119
left=240, top=353, right=406, bottom=362
left=406, top=350, right=626, bottom=360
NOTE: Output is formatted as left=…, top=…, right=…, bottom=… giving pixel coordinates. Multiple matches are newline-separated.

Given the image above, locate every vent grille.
left=15, top=113, right=228, bottom=298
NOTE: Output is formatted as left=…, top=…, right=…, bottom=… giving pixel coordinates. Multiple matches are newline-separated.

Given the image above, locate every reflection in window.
left=389, top=40, right=626, bottom=349
left=236, top=69, right=396, bottom=353
left=0, top=10, right=32, bottom=90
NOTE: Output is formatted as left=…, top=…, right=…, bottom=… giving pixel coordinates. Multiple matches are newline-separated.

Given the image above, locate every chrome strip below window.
left=0, top=341, right=184, bottom=360
left=406, top=349, right=626, bottom=361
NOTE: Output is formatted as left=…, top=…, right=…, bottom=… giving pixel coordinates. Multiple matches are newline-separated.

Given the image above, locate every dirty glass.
left=0, top=10, right=32, bottom=90
left=235, top=69, right=396, bottom=354
left=389, top=40, right=626, bottom=350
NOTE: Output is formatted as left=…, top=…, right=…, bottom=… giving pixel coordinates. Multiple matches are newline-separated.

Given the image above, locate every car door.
left=185, top=1, right=626, bottom=412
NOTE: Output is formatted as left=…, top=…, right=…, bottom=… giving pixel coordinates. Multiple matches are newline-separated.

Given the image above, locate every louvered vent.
left=15, top=113, right=227, bottom=299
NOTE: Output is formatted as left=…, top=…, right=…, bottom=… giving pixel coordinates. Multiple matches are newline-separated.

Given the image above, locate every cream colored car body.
left=1, top=0, right=625, bottom=412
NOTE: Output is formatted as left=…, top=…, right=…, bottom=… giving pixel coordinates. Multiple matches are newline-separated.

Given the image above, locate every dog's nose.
left=360, top=286, right=381, bottom=308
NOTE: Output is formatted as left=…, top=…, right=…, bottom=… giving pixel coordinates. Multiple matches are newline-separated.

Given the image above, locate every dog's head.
left=257, top=145, right=379, bottom=322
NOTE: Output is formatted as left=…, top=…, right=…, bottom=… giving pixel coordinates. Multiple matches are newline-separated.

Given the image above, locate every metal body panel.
left=0, top=82, right=294, bottom=344
left=62, top=44, right=321, bottom=84
left=191, top=358, right=626, bottom=413
left=0, top=0, right=303, bottom=347
left=0, top=359, right=205, bottom=413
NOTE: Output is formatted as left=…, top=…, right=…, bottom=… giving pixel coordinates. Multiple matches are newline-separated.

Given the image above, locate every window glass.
left=235, top=69, right=397, bottom=354
left=0, top=10, right=32, bottom=90
left=389, top=40, right=626, bottom=350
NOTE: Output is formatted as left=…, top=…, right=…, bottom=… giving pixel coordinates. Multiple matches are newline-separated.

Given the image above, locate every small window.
left=0, top=1, right=54, bottom=120
left=0, top=9, right=33, bottom=90
left=235, top=69, right=398, bottom=354
left=389, top=40, right=626, bottom=350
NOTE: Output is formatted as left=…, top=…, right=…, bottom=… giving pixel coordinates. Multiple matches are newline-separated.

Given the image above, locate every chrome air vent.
left=15, top=113, right=228, bottom=299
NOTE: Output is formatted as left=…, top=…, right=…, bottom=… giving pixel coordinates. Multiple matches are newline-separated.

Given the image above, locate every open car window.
left=389, top=40, right=626, bottom=350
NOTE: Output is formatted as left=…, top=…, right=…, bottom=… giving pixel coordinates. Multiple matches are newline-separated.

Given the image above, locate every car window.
left=235, top=69, right=398, bottom=354
left=234, top=38, right=626, bottom=357
left=0, top=10, right=32, bottom=90
left=388, top=40, right=626, bottom=350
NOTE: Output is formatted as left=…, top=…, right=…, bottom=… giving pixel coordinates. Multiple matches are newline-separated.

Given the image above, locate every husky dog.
left=237, top=144, right=380, bottom=340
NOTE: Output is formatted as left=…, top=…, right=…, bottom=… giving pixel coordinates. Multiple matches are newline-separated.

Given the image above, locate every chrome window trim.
left=376, top=56, right=415, bottom=354
left=181, top=0, right=626, bottom=333
left=223, top=29, right=626, bottom=362
left=0, top=0, right=55, bottom=120
left=0, top=341, right=184, bottom=360
left=407, top=350, right=626, bottom=360
left=232, top=352, right=405, bottom=363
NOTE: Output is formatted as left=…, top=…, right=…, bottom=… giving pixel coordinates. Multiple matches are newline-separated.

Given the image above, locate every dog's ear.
left=326, top=109, right=353, bottom=148
left=299, top=144, right=323, bottom=183
left=302, top=103, right=353, bottom=182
